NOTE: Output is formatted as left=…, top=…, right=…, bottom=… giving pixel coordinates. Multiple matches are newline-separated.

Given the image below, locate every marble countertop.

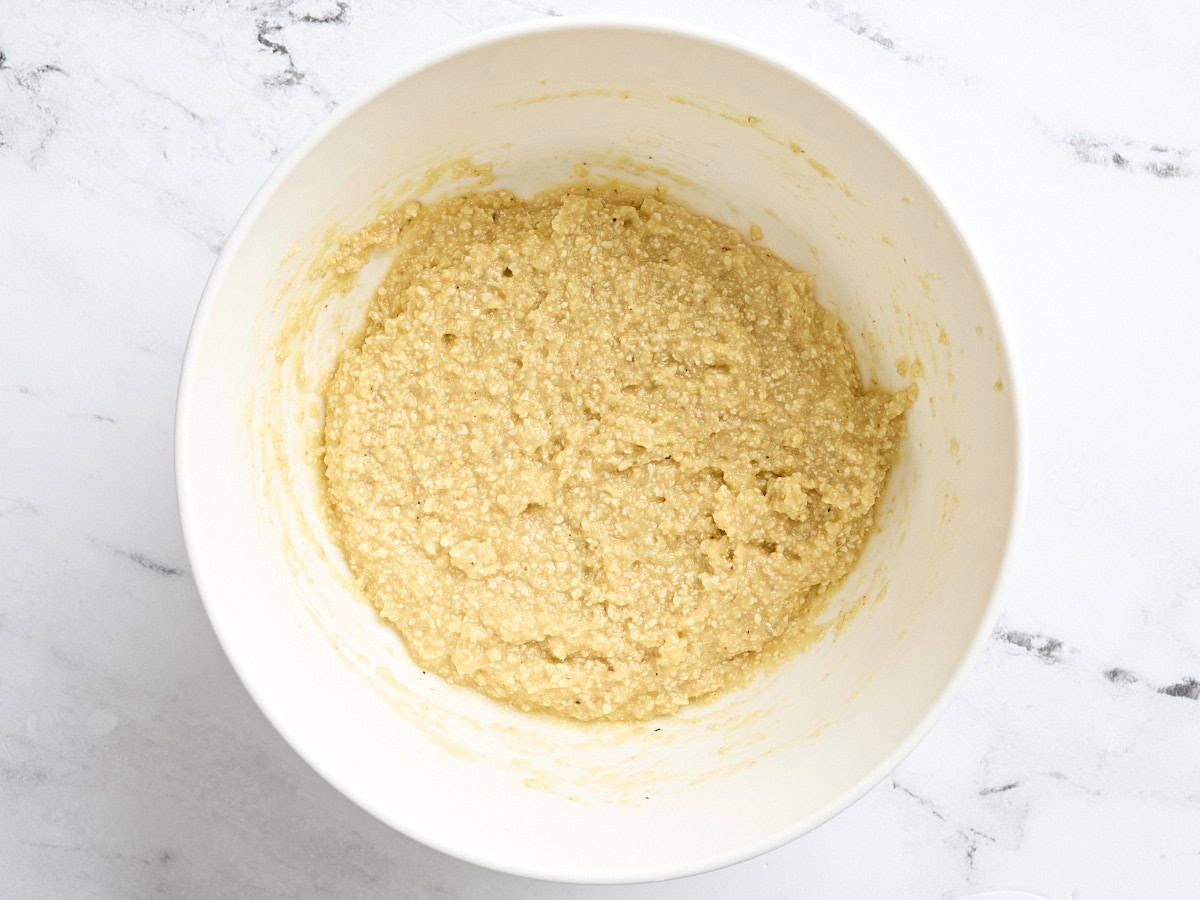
left=3, top=1, right=1198, bottom=896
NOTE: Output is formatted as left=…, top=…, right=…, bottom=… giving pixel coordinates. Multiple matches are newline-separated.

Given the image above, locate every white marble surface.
left=2, top=0, right=1198, bottom=896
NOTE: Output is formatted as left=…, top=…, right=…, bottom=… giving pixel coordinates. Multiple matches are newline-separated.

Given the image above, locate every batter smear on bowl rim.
left=321, top=182, right=913, bottom=721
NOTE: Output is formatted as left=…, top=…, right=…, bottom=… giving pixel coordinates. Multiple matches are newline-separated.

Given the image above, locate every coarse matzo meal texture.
left=322, top=184, right=913, bottom=722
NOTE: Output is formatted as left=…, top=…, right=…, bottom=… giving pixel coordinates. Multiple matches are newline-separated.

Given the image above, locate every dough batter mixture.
left=322, top=184, right=912, bottom=721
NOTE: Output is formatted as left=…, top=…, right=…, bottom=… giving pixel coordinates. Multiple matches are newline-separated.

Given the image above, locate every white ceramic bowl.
left=177, top=19, right=1019, bottom=884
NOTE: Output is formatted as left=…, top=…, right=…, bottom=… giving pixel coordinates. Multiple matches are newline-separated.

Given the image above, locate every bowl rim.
left=175, top=14, right=1026, bottom=885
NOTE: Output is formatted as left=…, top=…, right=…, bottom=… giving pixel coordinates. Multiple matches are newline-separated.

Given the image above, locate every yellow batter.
left=322, top=184, right=912, bottom=721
